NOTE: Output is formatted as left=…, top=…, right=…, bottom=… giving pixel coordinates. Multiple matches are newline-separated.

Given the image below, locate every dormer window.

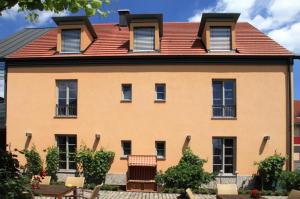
left=61, top=29, right=81, bottom=53
left=210, top=26, right=231, bottom=51
left=134, top=27, right=155, bottom=51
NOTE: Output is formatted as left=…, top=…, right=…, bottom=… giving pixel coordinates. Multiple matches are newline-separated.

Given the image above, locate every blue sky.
left=0, top=0, right=299, bottom=99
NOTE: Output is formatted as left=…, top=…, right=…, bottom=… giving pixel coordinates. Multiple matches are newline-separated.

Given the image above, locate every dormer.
left=126, top=14, right=163, bottom=52
left=53, top=16, right=97, bottom=54
left=198, top=13, right=240, bottom=52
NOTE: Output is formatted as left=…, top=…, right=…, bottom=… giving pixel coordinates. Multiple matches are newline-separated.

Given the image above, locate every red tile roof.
left=7, top=22, right=293, bottom=59
left=295, top=100, right=300, bottom=124
left=128, top=155, right=157, bottom=167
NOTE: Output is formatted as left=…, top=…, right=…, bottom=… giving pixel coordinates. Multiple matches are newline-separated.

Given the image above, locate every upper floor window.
left=56, top=80, right=77, bottom=117
left=121, top=140, right=131, bottom=157
left=56, top=135, right=77, bottom=170
left=210, top=27, right=231, bottom=51
left=156, top=141, right=166, bottom=159
left=134, top=27, right=155, bottom=52
left=213, top=137, right=236, bottom=174
left=122, top=84, right=132, bottom=101
left=212, top=80, right=236, bottom=118
left=61, top=29, right=81, bottom=53
left=155, top=84, right=166, bottom=101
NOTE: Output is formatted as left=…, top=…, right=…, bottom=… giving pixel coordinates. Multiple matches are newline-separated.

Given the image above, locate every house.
left=4, top=11, right=296, bottom=190
left=0, top=28, right=51, bottom=150
left=294, top=100, right=300, bottom=170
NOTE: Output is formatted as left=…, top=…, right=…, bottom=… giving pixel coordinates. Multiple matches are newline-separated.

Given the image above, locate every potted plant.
left=31, top=175, right=42, bottom=189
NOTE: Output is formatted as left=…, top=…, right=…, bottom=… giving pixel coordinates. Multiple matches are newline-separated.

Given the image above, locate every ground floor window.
left=212, top=137, right=236, bottom=174
left=155, top=141, right=166, bottom=159
left=121, top=140, right=131, bottom=157
left=56, top=135, right=77, bottom=170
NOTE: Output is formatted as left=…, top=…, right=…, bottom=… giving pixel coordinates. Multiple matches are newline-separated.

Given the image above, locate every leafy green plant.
left=255, top=153, right=287, bottom=190
left=24, top=145, right=42, bottom=177
left=45, top=146, right=59, bottom=182
left=155, top=148, right=213, bottom=190
left=0, top=150, right=31, bottom=199
left=278, top=170, right=300, bottom=191
left=76, top=145, right=115, bottom=184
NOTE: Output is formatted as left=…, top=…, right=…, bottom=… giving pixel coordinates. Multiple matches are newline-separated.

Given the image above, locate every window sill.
left=120, top=99, right=132, bottom=103
left=215, top=173, right=237, bottom=177
left=131, top=49, right=159, bottom=53
left=58, top=169, right=77, bottom=174
left=154, top=99, right=166, bottom=103
left=54, top=115, right=77, bottom=119
left=157, top=157, right=166, bottom=160
left=211, top=117, right=237, bottom=120
left=120, top=155, right=129, bottom=160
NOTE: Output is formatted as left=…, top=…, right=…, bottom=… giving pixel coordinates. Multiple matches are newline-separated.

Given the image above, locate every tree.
left=0, top=0, right=110, bottom=22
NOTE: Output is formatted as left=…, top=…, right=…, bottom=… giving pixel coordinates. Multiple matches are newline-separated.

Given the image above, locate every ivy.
left=76, top=145, right=115, bottom=184
left=46, top=146, right=59, bottom=182
left=24, top=145, right=42, bottom=177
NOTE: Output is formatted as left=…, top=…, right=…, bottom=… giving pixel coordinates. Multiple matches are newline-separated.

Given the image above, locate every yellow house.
left=4, top=12, right=295, bottom=189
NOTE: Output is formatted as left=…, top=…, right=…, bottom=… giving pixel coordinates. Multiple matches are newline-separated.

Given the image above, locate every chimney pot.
left=118, top=9, right=130, bottom=27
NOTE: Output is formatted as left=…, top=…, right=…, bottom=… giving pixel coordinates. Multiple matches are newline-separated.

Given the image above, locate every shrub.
left=24, top=145, right=42, bottom=177
left=255, top=153, right=287, bottom=190
left=155, top=148, right=213, bottom=190
left=45, top=146, right=59, bottom=182
left=278, top=170, right=300, bottom=191
left=0, top=150, right=31, bottom=199
left=76, top=145, right=115, bottom=184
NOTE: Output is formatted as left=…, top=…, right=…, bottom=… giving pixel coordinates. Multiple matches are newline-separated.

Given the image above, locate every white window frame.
left=56, top=135, right=77, bottom=171
left=61, top=29, right=81, bottom=53
left=212, top=137, right=236, bottom=175
left=56, top=80, right=77, bottom=116
left=209, top=26, right=231, bottom=52
left=155, top=83, right=166, bottom=101
left=121, top=84, right=132, bottom=101
left=133, top=27, right=155, bottom=52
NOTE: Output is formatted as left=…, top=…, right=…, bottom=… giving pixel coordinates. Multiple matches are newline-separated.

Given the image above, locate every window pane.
left=213, top=138, right=222, bottom=155
left=156, top=142, right=165, bottom=157
left=157, top=93, right=165, bottom=100
left=59, top=161, right=66, bottom=169
left=225, top=157, right=233, bottom=164
left=213, top=156, right=222, bottom=164
left=213, top=81, right=223, bottom=105
left=225, top=165, right=233, bottom=173
left=210, top=27, right=231, bottom=51
left=59, top=89, right=67, bottom=99
left=213, top=165, right=222, bottom=173
left=69, top=162, right=76, bottom=170
left=134, top=27, right=155, bottom=51
left=57, top=136, right=66, bottom=145
left=62, top=29, right=81, bottom=53
left=225, top=148, right=233, bottom=155
left=69, top=89, right=77, bottom=99
left=225, top=139, right=234, bottom=147
left=122, top=84, right=132, bottom=100
left=156, top=84, right=166, bottom=100
left=59, top=153, right=66, bottom=161
left=68, top=136, right=77, bottom=144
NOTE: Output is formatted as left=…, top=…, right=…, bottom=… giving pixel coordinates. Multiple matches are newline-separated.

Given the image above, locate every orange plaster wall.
left=6, top=64, right=288, bottom=176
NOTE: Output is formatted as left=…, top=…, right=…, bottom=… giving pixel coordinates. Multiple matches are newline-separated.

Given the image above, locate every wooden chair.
left=217, top=184, right=238, bottom=195
left=186, top=188, right=196, bottom=199
left=288, top=189, right=300, bottom=199
left=65, top=185, right=101, bottom=199
left=65, top=176, right=85, bottom=196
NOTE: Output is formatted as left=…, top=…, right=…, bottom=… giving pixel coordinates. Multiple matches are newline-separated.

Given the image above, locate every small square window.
left=155, top=84, right=166, bottom=101
left=121, top=140, right=131, bottom=157
left=122, top=84, right=132, bottom=101
left=156, top=141, right=166, bottom=159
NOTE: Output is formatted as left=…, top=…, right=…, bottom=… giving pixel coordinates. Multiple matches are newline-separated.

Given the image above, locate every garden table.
left=32, top=184, right=76, bottom=199
left=217, top=195, right=267, bottom=199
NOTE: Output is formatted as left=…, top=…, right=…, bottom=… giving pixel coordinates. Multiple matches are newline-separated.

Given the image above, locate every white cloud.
left=1, top=4, right=68, bottom=26
left=188, top=0, right=300, bottom=53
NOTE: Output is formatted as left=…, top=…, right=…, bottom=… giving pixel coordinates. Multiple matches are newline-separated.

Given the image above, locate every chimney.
left=118, top=9, right=130, bottom=27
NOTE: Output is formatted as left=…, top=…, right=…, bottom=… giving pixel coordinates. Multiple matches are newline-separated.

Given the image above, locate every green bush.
left=45, top=146, right=59, bottom=182
left=278, top=170, right=300, bottom=191
left=155, top=148, right=213, bottom=190
left=24, top=145, right=42, bottom=177
left=76, top=145, right=115, bottom=184
left=255, top=153, right=287, bottom=190
left=0, top=150, right=31, bottom=199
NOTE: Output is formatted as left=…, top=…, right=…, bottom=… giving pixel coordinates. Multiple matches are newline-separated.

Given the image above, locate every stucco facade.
left=6, top=64, right=289, bottom=178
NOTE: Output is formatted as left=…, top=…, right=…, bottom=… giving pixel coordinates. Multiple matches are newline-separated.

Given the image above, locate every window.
left=212, top=80, right=236, bottom=118
left=122, top=84, right=132, bottom=101
left=121, top=140, right=131, bottom=157
left=56, top=80, right=77, bottom=117
left=210, top=27, right=231, bottom=51
left=213, top=137, right=236, bottom=174
left=156, top=141, right=166, bottom=159
left=56, top=135, right=77, bottom=170
left=61, top=29, right=81, bottom=53
left=155, top=84, right=166, bottom=101
left=134, top=27, right=155, bottom=51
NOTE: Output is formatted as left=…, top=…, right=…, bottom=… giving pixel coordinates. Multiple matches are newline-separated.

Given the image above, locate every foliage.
left=0, top=150, right=31, bottom=199
left=155, top=148, right=213, bottom=190
left=255, top=153, right=287, bottom=190
left=24, top=145, right=42, bottom=177
left=278, top=170, right=300, bottom=191
left=76, top=145, right=115, bottom=184
left=46, top=146, right=59, bottom=182
left=0, top=0, right=110, bottom=22
left=162, top=187, right=216, bottom=195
